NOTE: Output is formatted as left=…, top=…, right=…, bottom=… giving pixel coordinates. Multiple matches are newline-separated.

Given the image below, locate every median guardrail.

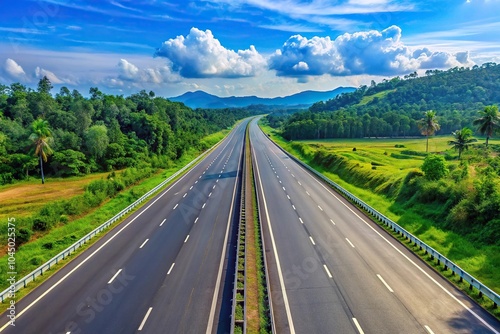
left=231, top=128, right=247, bottom=334
left=262, top=127, right=500, bottom=309
left=0, top=134, right=229, bottom=303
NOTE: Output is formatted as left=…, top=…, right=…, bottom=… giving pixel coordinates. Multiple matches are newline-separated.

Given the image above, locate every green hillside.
left=273, top=63, right=500, bottom=140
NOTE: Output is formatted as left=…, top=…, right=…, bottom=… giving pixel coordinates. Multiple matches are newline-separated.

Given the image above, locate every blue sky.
left=1, top=0, right=499, bottom=98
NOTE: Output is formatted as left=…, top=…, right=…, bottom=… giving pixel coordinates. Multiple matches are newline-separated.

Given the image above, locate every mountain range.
left=169, top=87, right=355, bottom=109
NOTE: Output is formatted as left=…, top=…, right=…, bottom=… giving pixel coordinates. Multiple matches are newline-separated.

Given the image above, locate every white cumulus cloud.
left=4, top=58, right=28, bottom=81
left=269, top=25, right=474, bottom=80
left=35, top=66, right=66, bottom=84
left=154, top=27, right=266, bottom=78
left=117, top=58, right=180, bottom=84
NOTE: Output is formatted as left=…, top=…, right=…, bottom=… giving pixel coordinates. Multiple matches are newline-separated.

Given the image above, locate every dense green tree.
left=473, top=105, right=500, bottom=147
left=37, top=76, right=53, bottom=94
left=418, top=111, right=440, bottom=152
left=85, top=125, right=109, bottom=160
left=29, top=118, right=53, bottom=184
left=448, top=127, right=477, bottom=159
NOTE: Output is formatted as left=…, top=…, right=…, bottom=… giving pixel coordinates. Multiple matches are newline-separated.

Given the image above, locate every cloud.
left=4, top=58, right=27, bottom=81
left=117, top=59, right=180, bottom=84
left=154, top=27, right=266, bottom=78
left=269, top=26, right=474, bottom=80
left=35, top=66, right=65, bottom=84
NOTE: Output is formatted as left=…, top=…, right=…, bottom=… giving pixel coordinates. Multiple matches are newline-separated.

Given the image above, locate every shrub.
left=401, top=150, right=428, bottom=157
left=421, top=154, right=448, bottom=180
left=15, top=228, right=33, bottom=245
left=42, top=242, right=53, bottom=250
left=32, top=216, right=54, bottom=231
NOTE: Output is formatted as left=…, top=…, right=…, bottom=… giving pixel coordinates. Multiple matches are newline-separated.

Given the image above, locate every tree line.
left=0, top=77, right=250, bottom=184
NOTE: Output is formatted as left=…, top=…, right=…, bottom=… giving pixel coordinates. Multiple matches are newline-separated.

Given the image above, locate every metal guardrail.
left=262, top=127, right=500, bottom=308
left=231, top=127, right=247, bottom=334
left=0, top=136, right=227, bottom=303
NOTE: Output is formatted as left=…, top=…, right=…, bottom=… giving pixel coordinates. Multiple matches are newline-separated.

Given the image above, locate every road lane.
left=0, top=119, right=248, bottom=334
left=250, top=118, right=500, bottom=334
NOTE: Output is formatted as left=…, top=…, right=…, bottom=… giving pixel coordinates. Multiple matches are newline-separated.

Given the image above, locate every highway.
left=0, top=119, right=249, bottom=334
left=250, top=118, right=500, bottom=334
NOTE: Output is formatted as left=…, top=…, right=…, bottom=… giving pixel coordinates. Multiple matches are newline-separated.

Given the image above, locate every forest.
left=272, top=63, right=500, bottom=140
left=0, top=77, right=250, bottom=185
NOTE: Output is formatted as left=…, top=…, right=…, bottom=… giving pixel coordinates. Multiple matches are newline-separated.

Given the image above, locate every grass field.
left=259, top=123, right=500, bottom=304
left=0, top=172, right=123, bottom=221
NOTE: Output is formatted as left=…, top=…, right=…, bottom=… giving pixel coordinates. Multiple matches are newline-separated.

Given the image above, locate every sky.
left=0, top=0, right=499, bottom=98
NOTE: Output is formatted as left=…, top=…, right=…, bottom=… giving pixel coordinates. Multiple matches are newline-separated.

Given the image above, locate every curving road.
left=0, top=119, right=249, bottom=334
left=250, top=118, right=500, bottom=334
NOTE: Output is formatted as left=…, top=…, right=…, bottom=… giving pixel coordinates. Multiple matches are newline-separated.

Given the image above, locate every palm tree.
left=473, top=105, right=500, bottom=147
left=418, top=110, right=440, bottom=152
left=29, top=118, right=53, bottom=184
left=448, top=127, right=477, bottom=159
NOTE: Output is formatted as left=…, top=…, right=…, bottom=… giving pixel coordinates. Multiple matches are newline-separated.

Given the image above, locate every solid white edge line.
left=291, top=152, right=500, bottom=334
left=160, top=218, right=166, bottom=226
left=138, top=307, right=153, bottom=331
left=425, top=325, right=435, bottom=334
left=346, top=238, right=355, bottom=248
left=167, top=263, right=175, bottom=275
left=353, top=318, right=365, bottom=334
left=309, top=236, right=316, bottom=245
left=107, top=269, right=122, bottom=284
left=184, top=235, right=190, bottom=243
left=0, top=152, right=209, bottom=332
left=139, top=239, right=149, bottom=249
left=206, top=128, right=245, bottom=334
left=377, top=274, right=394, bottom=293
left=253, top=145, right=296, bottom=334
left=323, top=265, right=333, bottom=278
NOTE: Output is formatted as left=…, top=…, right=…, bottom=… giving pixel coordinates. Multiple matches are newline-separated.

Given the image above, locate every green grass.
left=259, top=122, right=500, bottom=302
left=0, top=127, right=231, bottom=298
left=358, top=89, right=396, bottom=106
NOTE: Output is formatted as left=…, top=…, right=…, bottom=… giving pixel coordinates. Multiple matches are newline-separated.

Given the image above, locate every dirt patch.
left=0, top=172, right=112, bottom=218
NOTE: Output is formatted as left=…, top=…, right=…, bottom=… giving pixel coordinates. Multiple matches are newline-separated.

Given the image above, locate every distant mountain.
left=169, top=87, right=356, bottom=109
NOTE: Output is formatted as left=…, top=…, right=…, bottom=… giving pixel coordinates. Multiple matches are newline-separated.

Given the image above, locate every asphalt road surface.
left=250, top=118, right=500, bottom=334
left=0, top=119, right=249, bottom=334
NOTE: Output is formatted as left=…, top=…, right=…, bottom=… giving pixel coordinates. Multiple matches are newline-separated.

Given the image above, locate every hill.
left=276, top=63, right=500, bottom=140
left=169, top=87, right=356, bottom=109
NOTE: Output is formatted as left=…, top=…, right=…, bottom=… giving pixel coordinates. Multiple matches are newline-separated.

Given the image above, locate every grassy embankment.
left=259, top=122, right=500, bottom=316
left=0, top=128, right=230, bottom=299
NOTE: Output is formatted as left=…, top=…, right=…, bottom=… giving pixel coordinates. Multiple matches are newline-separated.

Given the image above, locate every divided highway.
left=250, top=118, right=500, bottom=334
left=3, top=116, right=500, bottom=334
left=0, top=119, right=249, bottom=334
